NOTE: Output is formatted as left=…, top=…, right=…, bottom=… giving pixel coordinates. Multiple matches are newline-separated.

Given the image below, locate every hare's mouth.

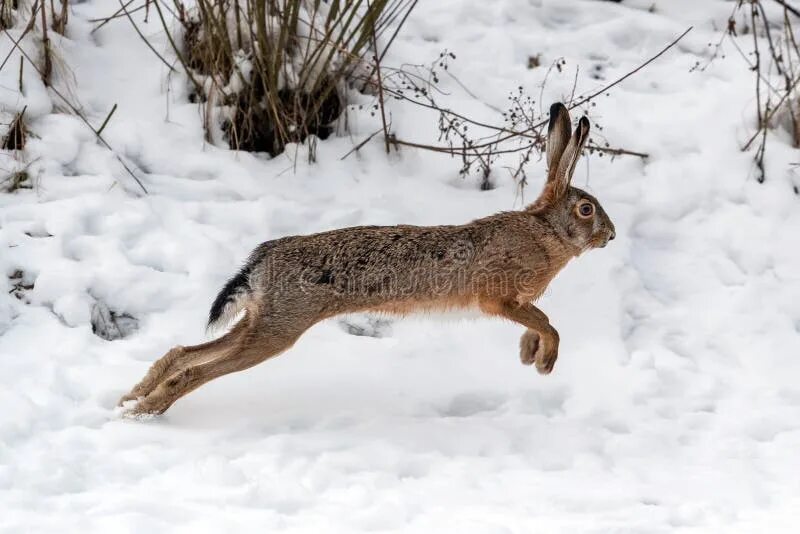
left=593, top=231, right=615, bottom=248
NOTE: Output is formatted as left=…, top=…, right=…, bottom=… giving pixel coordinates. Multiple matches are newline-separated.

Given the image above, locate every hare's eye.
left=577, top=201, right=594, bottom=218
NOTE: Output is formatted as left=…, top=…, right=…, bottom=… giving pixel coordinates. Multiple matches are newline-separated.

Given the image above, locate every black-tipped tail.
left=207, top=269, right=251, bottom=330
left=207, top=243, right=269, bottom=331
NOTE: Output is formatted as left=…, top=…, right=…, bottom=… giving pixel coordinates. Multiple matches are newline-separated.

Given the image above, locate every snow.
left=1, top=0, right=800, bottom=532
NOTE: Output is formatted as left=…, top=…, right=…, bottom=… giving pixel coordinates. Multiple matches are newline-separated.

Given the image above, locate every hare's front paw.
left=519, top=328, right=559, bottom=374
left=519, top=330, right=540, bottom=366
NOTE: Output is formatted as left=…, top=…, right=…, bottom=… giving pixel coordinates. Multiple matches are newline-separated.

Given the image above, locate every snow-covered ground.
left=1, top=0, right=800, bottom=532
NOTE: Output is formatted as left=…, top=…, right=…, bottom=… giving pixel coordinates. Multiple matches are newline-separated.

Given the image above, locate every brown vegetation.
left=154, top=0, right=417, bottom=156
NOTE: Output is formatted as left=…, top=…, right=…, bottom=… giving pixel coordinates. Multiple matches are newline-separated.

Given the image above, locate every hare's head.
left=531, top=103, right=616, bottom=252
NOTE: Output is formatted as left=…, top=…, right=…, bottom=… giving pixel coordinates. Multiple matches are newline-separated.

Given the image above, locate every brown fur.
left=120, top=103, right=616, bottom=416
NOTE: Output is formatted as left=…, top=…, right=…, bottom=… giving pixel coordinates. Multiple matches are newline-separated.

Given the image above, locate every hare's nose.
left=608, top=231, right=616, bottom=241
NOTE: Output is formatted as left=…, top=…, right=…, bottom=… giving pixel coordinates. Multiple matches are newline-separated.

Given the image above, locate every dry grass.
left=0, top=0, right=16, bottom=30
left=1, top=167, right=31, bottom=191
left=2, top=105, right=27, bottom=150
left=156, top=0, right=416, bottom=157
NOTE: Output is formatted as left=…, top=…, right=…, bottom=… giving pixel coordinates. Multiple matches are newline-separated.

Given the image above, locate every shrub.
left=159, top=0, right=416, bottom=156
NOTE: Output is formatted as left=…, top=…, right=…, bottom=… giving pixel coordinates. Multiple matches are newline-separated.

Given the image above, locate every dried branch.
left=40, top=0, right=51, bottom=85
left=117, top=0, right=175, bottom=73
left=570, top=26, right=693, bottom=110
left=369, top=6, right=391, bottom=154
left=772, top=0, right=800, bottom=18
left=383, top=27, right=692, bottom=156
left=90, top=0, right=142, bottom=34
left=96, top=103, right=118, bottom=136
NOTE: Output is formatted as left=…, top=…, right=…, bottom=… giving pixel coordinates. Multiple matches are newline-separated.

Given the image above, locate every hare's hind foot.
left=116, top=395, right=159, bottom=420
left=117, top=346, right=189, bottom=407
left=123, top=383, right=176, bottom=417
left=117, top=318, right=256, bottom=410
left=119, top=313, right=309, bottom=417
left=520, top=328, right=559, bottom=374
left=122, top=364, right=217, bottom=417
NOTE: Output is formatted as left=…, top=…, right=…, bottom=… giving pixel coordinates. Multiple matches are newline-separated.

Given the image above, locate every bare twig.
left=150, top=0, right=204, bottom=96
left=387, top=27, right=691, bottom=155
left=369, top=5, right=391, bottom=154
left=377, top=0, right=417, bottom=63
left=772, top=0, right=800, bottom=18
left=340, top=127, right=383, bottom=160
left=0, top=2, right=39, bottom=73
left=444, top=69, right=504, bottom=114
left=117, top=0, right=175, bottom=73
left=96, top=103, right=118, bottom=136
left=588, top=142, right=649, bottom=159
left=570, top=27, right=693, bottom=110
left=569, top=65, right=580, bottom=104
left=752, top=4, right=763, bottom=131
left=90, top=0, right=142, bottom=33
left=40, top=0, right=51, bottom=86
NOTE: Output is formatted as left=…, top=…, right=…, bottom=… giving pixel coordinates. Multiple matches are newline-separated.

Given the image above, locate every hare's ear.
left=546, top=103, right=572, bottom=184
left=549, top=115, right=590, bottom=199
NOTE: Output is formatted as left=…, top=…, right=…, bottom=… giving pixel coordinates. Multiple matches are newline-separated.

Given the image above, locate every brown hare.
left=120, top=103, right=615, bottom=416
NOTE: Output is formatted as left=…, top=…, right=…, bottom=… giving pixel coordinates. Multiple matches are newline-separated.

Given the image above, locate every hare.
left=120, top=103, right=615, bottom=416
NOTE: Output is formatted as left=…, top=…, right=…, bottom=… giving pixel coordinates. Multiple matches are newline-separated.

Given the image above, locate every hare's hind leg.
left=128, top=315, right=308, bottom=416
left=118, top=320, right=248, bottom=406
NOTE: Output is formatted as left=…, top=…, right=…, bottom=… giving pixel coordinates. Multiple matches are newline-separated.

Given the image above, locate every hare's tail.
left=207, top=244, right=269, bottom=332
